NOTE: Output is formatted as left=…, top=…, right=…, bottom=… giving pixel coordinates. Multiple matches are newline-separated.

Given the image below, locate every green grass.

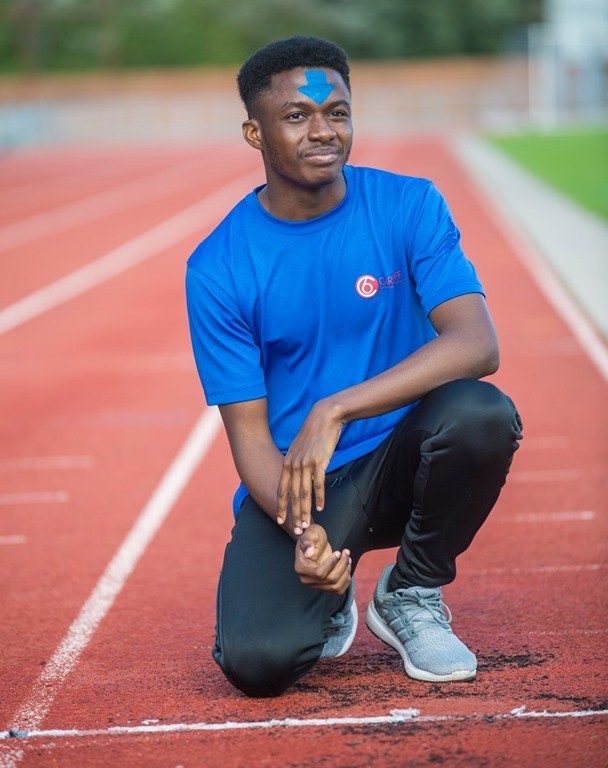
left=489, top=128, right=608, bottom=221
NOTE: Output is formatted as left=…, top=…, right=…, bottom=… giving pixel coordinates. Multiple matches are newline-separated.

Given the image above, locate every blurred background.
left=1, top=0, right=607, bottom=327
left=0, top=0, right=606, bottom=144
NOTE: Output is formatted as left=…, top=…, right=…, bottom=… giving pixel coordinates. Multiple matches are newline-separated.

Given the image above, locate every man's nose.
left=307, top=112, right=336, bottom=142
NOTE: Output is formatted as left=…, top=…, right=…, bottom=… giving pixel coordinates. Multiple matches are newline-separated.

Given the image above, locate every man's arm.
left=219, top=398, right=292, bottom=530
left=278, top=293, right=499, bottom=530
left=218, top=398, right=352, bottom=593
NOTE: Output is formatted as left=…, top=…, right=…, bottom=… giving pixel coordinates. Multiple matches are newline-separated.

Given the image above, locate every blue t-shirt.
left=186, top=165, right=484, bottom=515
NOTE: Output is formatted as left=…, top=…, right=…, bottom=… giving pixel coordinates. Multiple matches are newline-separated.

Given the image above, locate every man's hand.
left=294, top=524, right=351, bottom=594
left=277, top=400, right=344, bottom=535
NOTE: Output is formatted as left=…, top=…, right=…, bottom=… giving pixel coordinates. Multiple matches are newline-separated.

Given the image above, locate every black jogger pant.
left=212, top=379, right=523, bottom=697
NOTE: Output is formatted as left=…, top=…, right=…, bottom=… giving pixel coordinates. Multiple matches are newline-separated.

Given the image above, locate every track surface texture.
left=1, top=138, right=606, bottom=768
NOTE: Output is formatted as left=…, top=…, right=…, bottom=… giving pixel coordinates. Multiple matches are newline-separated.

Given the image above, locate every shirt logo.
left=355, top=274, right=379, bottom=298
left=355, top=270, right=403, bottom=299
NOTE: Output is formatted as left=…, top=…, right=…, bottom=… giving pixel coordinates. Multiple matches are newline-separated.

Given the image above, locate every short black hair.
left=237, top=35, right=351, bottom=116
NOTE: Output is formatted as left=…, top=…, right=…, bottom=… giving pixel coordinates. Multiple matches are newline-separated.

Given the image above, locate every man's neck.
left=258, top=172, right=346, bottom=222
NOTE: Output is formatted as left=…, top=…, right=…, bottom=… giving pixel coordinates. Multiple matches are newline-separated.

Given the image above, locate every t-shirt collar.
left=247, top=166, right=354, bottom=233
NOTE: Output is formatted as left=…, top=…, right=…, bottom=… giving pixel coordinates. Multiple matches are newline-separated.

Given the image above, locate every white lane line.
left=1, top=706, right=607, bottom=741
left=0, top=492, right=69, bottom=506
left=511, top=510, right=596, bottom=523
left=469, top=563, right=604, bottom=576
left=510, top=469, right=581, bottom=483
left=0, top=158, right=218, bottom=251
left=0, top=456, right=94, bottom=471
left=453, top=138, right=608, bottom=383
left=0, top=535, right=26, bottom=545
left=0, top=169, right=260, bottom=336
left=4, top=407, right=221, bottom=747
left=519, top=436, right=569, bottom=450
left=523, top=629, right=608, bottom=636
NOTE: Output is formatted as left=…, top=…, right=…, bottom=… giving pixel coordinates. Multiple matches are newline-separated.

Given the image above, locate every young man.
left=186, top=36, right=522, bottom=698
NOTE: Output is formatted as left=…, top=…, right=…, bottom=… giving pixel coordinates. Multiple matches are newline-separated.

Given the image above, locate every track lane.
left=0, top=149, right=214, bottom=225
left=0, top=145, right=234, bottom=199
left=0, top=157, right=255, bottom=722
left=8, top=717, right=603, bottom=768
left=0, top=249, right=207, bottom=719
left=0, top=147, right=258, bottom=307
left=1, top=138, right=606, bottom=767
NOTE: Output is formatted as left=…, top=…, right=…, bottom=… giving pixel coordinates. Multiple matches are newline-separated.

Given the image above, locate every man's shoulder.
left=187, top=194, right=252, bottom=274
left=348, top=164, right=432, bottom=199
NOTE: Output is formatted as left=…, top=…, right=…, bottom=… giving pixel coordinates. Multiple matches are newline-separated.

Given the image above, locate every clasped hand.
left=276, top=401, right=350, bottom=593
left=294, top=524, right=351, bottom=595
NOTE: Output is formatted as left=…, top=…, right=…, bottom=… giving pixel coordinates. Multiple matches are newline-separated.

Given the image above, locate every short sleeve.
left=405, top=182, right=484, bottom=316
left=185, top=265, right=267, bottom=405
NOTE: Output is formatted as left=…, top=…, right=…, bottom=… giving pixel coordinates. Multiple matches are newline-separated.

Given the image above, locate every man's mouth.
left=303, top=147, right=341, bottom=164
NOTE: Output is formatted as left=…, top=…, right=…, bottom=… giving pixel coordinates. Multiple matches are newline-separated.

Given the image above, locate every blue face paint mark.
left=298, top=69, right=334, bottom=104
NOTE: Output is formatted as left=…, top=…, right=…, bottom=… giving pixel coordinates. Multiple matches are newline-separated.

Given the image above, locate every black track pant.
left=212, top=379, right=522, bottom=697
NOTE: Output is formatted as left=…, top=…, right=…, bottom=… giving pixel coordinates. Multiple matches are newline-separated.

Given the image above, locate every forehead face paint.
left=297, top=69, right=335, bottom=105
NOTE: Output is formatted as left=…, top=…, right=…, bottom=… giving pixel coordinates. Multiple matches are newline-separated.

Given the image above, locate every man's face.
left=245, top=66, right=353, bottom=189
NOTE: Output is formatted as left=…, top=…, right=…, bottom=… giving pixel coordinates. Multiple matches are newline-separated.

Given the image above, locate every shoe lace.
left=327, top=611, right=347, bottom=634
left=388, top=589, right=452, bottom=635
left=327, top=590, right=352, bottom=636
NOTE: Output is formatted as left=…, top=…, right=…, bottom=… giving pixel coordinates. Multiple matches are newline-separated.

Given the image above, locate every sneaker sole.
left=334, top=600, right=359, bottom=657
left=366, top=601, right=476, bottom=682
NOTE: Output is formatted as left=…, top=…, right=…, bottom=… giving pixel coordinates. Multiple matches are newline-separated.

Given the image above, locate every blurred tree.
left=99, top=0, right=122, bottom=68
left=4, top=0, right=43, bottom=71
left=0, top=0, right=545, bottom=72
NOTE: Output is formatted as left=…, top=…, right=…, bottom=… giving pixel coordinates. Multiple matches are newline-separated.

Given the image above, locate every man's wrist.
left=316, top=396, right=349, bottom=427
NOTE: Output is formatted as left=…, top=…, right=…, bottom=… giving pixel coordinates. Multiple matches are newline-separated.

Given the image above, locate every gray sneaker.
left=366, top=565, right=476, bottom=682
left=320, top=578, right=358, bottom=659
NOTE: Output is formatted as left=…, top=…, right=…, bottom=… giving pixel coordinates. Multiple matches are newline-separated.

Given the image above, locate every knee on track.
left=214, top=641, right=306, bottom=698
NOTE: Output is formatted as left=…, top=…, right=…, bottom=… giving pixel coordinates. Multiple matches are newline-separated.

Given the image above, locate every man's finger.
left=313, top=462, right=326, bottom=511
left=300, top=465, right=313, bottom=530
left=333, top=572, right=351, bottom=595
left=319, top=552, right=352, bottom=593
left=300, top=547, right=350, bottom=585
left=296, top=547, right=335, bottom=579
left=289, top=463, right=303, bottom=535
left=298, top=525, right=327, bottom=561
left=325, top=549, right=351, bottom=583
left=305, top=548, right=340, bottom=580
left=276, top=466, right=291, bottom=525
left=300, top=537, right=318, bottom=559
left=301, top=570, right=351, bottom=594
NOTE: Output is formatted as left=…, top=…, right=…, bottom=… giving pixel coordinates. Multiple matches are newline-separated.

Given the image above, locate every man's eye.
left=330, top=110, right=349, bottom=118
left=287, top=112, right=304, bottom=120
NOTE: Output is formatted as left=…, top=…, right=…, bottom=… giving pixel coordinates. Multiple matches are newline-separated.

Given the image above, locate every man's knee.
left=213, top=639, right=312, bottom=698
left=439, top=379, right=522, bottom=457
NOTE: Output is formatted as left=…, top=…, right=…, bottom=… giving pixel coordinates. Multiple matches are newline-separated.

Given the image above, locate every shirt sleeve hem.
left=423, top=283, right=485, bottom=316
left=205, top=383, right=267, bottom=406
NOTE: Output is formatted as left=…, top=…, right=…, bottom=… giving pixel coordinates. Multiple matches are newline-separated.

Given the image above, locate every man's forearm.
left=228, top=434, right=304, bottom=540
left=323, top=311, right=498, bottom=427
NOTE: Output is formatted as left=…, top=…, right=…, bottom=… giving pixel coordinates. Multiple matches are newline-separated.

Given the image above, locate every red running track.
left=0, top=138, right=606, bottom=768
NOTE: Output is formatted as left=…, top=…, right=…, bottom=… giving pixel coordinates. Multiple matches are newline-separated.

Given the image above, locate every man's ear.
left=242, top=119, right=263, bottom=151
